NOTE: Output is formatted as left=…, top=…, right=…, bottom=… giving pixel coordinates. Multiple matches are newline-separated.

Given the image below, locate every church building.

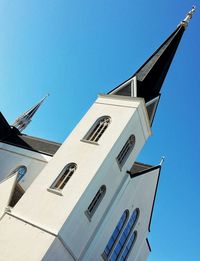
left=0, top=7, right=195, bottom=261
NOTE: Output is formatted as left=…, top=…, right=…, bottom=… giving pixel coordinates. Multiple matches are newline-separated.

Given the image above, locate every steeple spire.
left=108, top=7, right=195, bottom=125
left=180, top=6, right=196, bottom=28
left=12, top=94, right=49, bottom=132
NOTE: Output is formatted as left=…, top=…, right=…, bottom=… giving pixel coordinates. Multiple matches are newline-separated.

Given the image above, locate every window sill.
left=47, top=188, right=63, bottom=196
left=80, top=139, right=99, bottom=145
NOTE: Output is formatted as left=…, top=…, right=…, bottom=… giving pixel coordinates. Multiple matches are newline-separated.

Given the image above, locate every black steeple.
left=108, top=7, right=195, bottom=125
left=133, top=25, right=185, bottom=102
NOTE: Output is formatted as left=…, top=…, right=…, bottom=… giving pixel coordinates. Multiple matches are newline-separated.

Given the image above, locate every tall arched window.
left=116, top=135, right=136, bottom=169
left=51, top=163, right=77, bottom=191
left=103, top=208, right=139, bottom=261
left=85, top=185, right=106, bottom=220
left=83, top=116, right=111, bottom=143
left=110, top=208, right=139, bottom=260
left=103, top=210, right=129, bottom=259
left=120, top=231, right=137, bottom=260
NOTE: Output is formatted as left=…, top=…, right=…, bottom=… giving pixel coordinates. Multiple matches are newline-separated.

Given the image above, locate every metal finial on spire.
left=12, top=94, right=49, bottom=132
left=159, top=156, right=165, bottom=166
left=181, top=6, right=196, bottom=28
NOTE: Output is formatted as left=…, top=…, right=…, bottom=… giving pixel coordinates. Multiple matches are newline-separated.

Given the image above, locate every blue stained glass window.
left=111, top=209, right=138, bottom=260
left=103, top=210, right=129, bottom=257
left=120, top=231, right=137, bottom=260
left=16, top=166, right=27, bottom=182
left=10, top=165, right=27, bottom=182
left=103, top=208, right=139, bottom=261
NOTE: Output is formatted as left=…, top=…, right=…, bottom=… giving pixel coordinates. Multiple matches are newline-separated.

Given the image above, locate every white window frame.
left=49, top=163, right=77, bottom=194
left=85, top=185, right=106, bottom=221
left=116, top=135, right=136, bottom=170
left=82, top=116, right=111, bottom=144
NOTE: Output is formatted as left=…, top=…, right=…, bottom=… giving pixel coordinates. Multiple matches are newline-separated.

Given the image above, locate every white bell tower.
left=0, top=94, right=151, bottom=260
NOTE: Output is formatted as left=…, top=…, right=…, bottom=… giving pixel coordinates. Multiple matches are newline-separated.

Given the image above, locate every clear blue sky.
left=0, top=1, right=199, bottom=260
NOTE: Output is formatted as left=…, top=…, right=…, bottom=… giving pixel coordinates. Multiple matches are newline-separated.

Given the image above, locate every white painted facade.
left=0, top=142, right=50, bottom=191
left=0, top=94, right=159, bottom=261
left=81, top=167, right=159, bottom=260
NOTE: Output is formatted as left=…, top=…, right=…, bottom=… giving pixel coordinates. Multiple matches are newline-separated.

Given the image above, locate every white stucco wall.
left=0, top=95, right=154, bottom=260
left=42, top=238, right=74, bottom=261
left=0, top=142, right=51, bottom=190
left=10, top=96, right=150, bottom=233
left=0, top=174, right=17, bottom=217
left=134, top=239, right=150, bottom=261
left=81, top=167, right=159, bottom=261
left=0, top=214, right=56, bottom=261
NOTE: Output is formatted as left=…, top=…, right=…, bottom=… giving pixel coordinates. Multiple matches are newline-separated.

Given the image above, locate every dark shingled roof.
left=108, top=24, right=186, bottom=126
left=108, top=25, right=185, bottom=102
left=128, top=162, right=161, bottom=233
left=0, top=112, right=61, bottom=156
left=130, top=161, right=153, bottom=174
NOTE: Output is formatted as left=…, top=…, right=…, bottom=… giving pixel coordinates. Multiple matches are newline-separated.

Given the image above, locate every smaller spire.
left=180, top=6, right=196, bottom=28
left=12, top=94, right=49, bottom=132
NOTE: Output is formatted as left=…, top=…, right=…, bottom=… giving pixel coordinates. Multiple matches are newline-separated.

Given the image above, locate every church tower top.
left=108, top=7, right=196, bottom=125
left=180, top=5, right=196, bottom=28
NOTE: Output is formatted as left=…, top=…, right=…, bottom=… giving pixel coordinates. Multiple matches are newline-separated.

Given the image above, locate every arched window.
left=110, top=209, right=139, bottom=260
left=83, top=116, right=111, bottom=143
left=85, top=185, right=106, bottom=220
left=120, top=231, right=137, bottom=260
left=103, top=210, right=129, bottom=258
left=51, top=163, right=77, bottom=190
left=10, top=165, right=27, bottom=182
left=116, top=135, right=136, bottom=169
left=103, top=208, right=139, bottom=261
